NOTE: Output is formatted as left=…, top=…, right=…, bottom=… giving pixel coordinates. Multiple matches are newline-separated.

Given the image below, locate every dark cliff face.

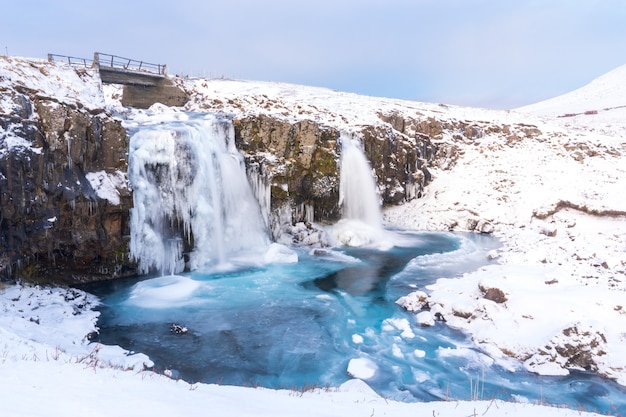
left=0, top=91, right=135, bottom=284
left=1, top=93, right=436, bottom=283
left=234, top=116, right=342, bottom=224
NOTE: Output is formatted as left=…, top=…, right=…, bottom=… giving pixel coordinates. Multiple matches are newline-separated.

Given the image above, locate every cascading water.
left=128, top=115, right=270, bottom=275
left=339, top=134, right=382, bottom=228
left=333, top=133, right=389, bottom=247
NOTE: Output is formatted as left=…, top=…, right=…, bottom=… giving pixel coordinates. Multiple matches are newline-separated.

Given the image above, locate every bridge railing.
left=94, top=52, right=167, bottom=75
left=47, top=54, right=94, bottom=68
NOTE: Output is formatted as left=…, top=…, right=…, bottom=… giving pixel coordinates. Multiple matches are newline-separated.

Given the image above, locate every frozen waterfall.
left=128, top=115, right=270, bottom=275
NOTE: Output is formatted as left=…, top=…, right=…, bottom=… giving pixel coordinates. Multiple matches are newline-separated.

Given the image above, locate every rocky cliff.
left=1, top=57, right=134, bottom=283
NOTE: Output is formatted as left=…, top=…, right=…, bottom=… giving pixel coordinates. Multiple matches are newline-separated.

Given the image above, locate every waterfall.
left=333, top=134, right=389, bottom=248
left=339, top=134, right=383, bottom=228
left=128, top=115, right=270, bottom=275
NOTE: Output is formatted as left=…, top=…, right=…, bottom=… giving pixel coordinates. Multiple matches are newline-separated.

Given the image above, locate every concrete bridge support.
left=121, top=78, right=189, bottom=108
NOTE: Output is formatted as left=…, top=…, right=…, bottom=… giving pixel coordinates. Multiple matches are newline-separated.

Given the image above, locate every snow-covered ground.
left=1, top=56, right=625, bottom=416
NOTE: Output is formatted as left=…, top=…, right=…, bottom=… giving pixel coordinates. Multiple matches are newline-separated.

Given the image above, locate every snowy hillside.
left=1, top=56, right=626, bottom=416
left=518, top=64, right=626, bottom=118
left=384, top=69, right=626, bottom=384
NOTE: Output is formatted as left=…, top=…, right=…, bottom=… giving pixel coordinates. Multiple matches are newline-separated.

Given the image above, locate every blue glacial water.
left=83, top=231, right=626, bottom=414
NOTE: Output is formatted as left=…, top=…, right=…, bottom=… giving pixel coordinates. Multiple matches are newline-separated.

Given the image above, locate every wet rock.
left=235, top=114, right=437, bottom=228
left=171, top=324, right=189, bottom=335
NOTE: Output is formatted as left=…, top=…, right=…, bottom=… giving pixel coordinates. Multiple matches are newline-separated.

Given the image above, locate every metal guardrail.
left=47, top=54, right=94, bottom=68
left=94, top=52, right=167, bottom=75
left=48, top=52, right=167, bottom=76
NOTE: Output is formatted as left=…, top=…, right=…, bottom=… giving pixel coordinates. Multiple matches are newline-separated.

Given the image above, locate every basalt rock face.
left=234, top=116, right=342, bottom=225
left=233, top=115, right=437, bottom=228
left=0, top=78, right=135, bottom=283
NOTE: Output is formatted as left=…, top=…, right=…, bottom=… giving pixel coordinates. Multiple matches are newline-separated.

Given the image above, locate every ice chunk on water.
left=347, top=357, right=378, bottom=380
left=127, top=275, right=201, bottom=308
left=264, top=243, right=298, bottom=264
left=413, top=349, right=426, bottom=358
left=416, top=311, right=435, bottom=327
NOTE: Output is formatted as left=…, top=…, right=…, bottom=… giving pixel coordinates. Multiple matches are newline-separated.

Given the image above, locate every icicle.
left=64, top=131, right=72, bottom=169
left=247, top=163, right=271, bottom=230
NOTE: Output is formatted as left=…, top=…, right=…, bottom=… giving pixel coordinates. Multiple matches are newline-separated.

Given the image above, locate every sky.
left=2, top=0, right=625, bottom=109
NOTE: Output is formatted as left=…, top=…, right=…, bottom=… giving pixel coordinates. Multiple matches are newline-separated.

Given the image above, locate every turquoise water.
left=83, top=231, right=626, bottom=413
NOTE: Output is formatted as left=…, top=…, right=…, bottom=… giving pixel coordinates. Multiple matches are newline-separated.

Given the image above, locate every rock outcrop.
left=1, top=57, right=134, bottom=283
left=233, top=115, right=436, bottom=229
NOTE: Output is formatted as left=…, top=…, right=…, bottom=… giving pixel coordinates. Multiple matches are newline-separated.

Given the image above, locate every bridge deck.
left=49, top=52, right=167, bottom=86
left=48, top=52, right=188, bottom=107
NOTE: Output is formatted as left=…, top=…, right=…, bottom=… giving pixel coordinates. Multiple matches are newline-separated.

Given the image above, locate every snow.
left=0, top=121, right=44, bottom=157
left=382, top=68, right=626, bottom=386
left=85, top=170, right=127, bottom=205
left=0, top=56, right=105, bottom=110
left=416, top=311, right=435, bottom=327
left=2, top=56, right=626, bottom=416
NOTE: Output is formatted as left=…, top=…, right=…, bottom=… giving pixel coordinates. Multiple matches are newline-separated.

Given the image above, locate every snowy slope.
left=517, top=64, right=626, bottom=138
left=518, top=64, right=626, bottom=117
left=0, top=56, right=105, bottom=111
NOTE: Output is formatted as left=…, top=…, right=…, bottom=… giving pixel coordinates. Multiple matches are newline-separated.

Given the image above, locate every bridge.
left=48, top=52, right=188, bottom=108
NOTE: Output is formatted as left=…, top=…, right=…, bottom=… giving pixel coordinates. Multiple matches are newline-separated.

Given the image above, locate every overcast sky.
left=3, top=1, right=625, bottom=109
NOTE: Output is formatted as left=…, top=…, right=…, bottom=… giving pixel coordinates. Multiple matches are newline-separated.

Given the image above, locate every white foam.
left=328, top=219, right=394, bottom=249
